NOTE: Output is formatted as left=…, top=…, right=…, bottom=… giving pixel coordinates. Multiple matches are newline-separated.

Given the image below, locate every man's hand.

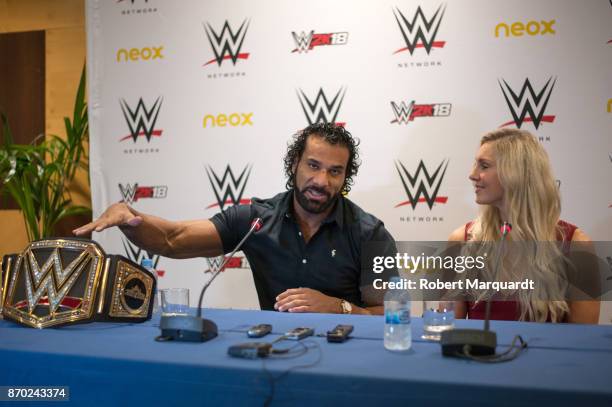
left=73, top=202, right=143, bottom=236
left=274, top=288, right=341, bottom=313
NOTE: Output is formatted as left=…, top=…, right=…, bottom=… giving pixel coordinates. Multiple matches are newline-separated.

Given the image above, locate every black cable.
left=271, top=335, right=288, bottom=344
left=456, top=335, right=528, bottom=363
left=261, top=340, right=322, bottom=407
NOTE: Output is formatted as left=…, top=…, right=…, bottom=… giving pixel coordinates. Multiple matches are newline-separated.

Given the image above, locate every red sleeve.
left=557, top=220, right=577, bottom=242
left=464, top=221, right=474, bottom=241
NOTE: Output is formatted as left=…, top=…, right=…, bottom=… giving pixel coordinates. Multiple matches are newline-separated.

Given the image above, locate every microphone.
left=156, top=218, right=263, bottom=342
left=500, top=222, right=512, bottom=236
left=196, top=218, right=262, bottom=318
left=440, top=222, right=512, bottom=357
left=483, top=221, right=511, bottom=330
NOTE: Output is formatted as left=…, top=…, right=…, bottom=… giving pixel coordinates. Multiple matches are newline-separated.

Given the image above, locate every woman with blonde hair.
left=449, top=128, right=599, bottom=323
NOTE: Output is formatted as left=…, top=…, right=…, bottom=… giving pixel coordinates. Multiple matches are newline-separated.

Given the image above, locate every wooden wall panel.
left=0, top=211, right=29, bottom=254
left=0, top=30, right=45, bottom=146
left=0, top=30, right=45, bottom=212
left=0, top=0, right=84, bottom=33
left=0, top=0, right=87, bottom=257
left=46, top=26, right=88, bottom=209
left=45, top=26, right=85, bottom=140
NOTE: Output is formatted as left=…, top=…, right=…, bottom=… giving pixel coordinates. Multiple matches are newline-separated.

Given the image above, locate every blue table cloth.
left=1, top=308, right=611, bottom=406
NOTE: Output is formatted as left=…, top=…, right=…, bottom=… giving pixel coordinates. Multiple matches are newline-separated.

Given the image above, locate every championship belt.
left=0, top=238, right=156, bottom=328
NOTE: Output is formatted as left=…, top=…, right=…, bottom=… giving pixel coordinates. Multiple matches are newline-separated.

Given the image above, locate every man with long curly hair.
left=74, top=123, right=396, bottom=315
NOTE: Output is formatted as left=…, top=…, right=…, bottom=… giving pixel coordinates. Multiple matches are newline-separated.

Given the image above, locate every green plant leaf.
left=0, top=63, right=89, bottom=240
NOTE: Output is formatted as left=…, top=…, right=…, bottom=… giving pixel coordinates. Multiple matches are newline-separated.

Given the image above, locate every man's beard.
left=294, top=184, right=339, bottom=214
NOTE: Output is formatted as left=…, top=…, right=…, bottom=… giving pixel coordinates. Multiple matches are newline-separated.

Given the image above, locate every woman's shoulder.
left=570, top=227, right=591, bottom=242
left=557, top=220, right=590, bottom=242
left=449, top=221, right=475, bottom=242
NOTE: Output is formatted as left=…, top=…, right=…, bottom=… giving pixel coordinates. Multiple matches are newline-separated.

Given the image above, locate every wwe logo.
left=23, top=248, right=93, bottom=313
left=203, top=19, right=250, bottom=66
left=118, top=183, right=168, bottom=204
left=391, top=101, right=415, bottom=124
left=297, top=87, right=346, bottom=125
left=395, top=159, right=449, bottom=209
left=122, top=238, right=161, bottom=272
left=292, top=31, right=314, bottom=53
left=393, top=4, right=446, bottom=55
left=119, top=97, right=163, bottom=142
left=499, top=77, right=556, bottom=129
left=206, top=164, right=252, bottom=210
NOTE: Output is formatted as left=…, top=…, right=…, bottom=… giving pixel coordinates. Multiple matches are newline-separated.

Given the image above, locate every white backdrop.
left=86, top=0, right=612, bottom=320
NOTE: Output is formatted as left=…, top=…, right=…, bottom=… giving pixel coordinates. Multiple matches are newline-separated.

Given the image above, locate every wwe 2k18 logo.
left=291, top=30, right=348, bottom=53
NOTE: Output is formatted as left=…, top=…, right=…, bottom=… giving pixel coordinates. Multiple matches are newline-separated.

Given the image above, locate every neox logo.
left=203, top=112, right=253, bottom=128
left=203, top=19, right=250, bottom=67
left=116, top=46, right=164, bottom=62
left=291, top=31, right=348, bottom=53
left=393, top=4, right=446, bottom=55
left=122, top=238, right=165, bottom=277
left=499, top=77, right=556, bottom=129
left=297, top=87, right=346, bottom=126
left=390, top=100, right=451, bottom=124
left=119, top=97, right=163, bottom=142
left=119, top=183, right=167, bottom=204
left=395, top=159, right=449, bottom=209
left=495, top=19, right=556, bottom=38
left=206, top=164, right=252, bottom=210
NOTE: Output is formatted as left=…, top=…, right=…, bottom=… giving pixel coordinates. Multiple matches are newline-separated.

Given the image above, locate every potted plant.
left=0, top=67, right=90, bottom=241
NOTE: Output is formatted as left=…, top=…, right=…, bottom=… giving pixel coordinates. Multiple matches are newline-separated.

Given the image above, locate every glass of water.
left=422, top=301, right=455, bottom=341
left=160, top=288, right=190, bottom=317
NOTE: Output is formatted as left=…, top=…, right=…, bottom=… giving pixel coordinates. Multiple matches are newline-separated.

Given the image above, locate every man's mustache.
left=302, top=186, right=330, bottom=198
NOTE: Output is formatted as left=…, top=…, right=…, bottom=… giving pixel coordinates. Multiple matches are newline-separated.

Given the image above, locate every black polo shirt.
left=210, top=191, right=397, bottom=310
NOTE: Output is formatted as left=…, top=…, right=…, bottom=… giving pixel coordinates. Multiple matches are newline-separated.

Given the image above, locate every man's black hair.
left=283, top=123, right=361, bottom=193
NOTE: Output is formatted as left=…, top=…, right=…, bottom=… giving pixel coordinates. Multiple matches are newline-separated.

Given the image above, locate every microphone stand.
left=440, top=222, right=511, bottom=357
left=156, top=218, right=262, bottom=342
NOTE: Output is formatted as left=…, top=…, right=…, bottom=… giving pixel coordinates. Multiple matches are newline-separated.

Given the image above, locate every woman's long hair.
left=467, top=128, right=569, bottom=322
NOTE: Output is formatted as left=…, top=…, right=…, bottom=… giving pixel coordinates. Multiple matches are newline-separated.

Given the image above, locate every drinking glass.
left=422, top=301, right=455, bottom=341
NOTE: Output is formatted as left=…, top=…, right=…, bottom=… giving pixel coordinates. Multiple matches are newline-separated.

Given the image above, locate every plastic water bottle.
left=384, top=276, right=412, bottom=351
left=140, top=258, right=159, bottom=314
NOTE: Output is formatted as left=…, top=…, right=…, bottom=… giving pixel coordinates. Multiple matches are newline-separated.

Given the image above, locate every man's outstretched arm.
left=73, top=202, right=224, bottom=259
